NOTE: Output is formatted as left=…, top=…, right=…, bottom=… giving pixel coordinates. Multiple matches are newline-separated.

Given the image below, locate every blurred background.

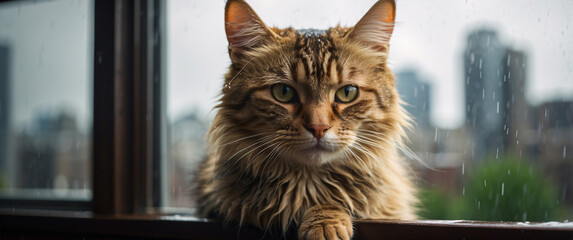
left=0, top=0, right=571, bottom=222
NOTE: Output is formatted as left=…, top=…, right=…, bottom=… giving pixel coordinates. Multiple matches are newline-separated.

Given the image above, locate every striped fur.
left=196, top=0, right=416, bottom=239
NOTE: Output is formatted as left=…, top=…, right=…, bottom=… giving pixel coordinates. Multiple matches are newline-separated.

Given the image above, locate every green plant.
left=418, top=188, right=467, bottom=220
left=460, top=155, right=562, bottom=222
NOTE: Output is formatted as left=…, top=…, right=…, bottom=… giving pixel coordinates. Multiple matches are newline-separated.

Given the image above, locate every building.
left=532, top=100, right=573, bottom=204
left=396, top=69, right=432, bottom=129
left=502, top=49, right=530, bottom=153
left=168, top=111, right=209, bottom=207
left=16, top=110, right=90, bottom=192
left=464, top=29, right=529, bottom=161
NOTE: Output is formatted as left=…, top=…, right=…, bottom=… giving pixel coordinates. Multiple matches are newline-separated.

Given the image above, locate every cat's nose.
left=305, top=124, right=331, bottom=140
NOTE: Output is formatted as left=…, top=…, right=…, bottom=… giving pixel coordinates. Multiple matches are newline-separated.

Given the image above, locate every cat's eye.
left=335, top=85, right=359, bottom=103
left=271, top=84, right=297, bottom=103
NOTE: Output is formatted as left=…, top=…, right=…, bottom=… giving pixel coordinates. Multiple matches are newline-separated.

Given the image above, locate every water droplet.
left=501, top=183, right=505, bottom=196
left=462, top=163, right=465, bottom=175
left=97, top=52, right=103, bottom=64
left=564, top=146, right=567, bottom=159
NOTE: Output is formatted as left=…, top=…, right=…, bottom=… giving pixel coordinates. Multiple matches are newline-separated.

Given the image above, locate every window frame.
left=92, top=0, right=162, bottom=215
left=0, top=0, right=572, bottom=239
left=0, top=211, right=572, bottom=239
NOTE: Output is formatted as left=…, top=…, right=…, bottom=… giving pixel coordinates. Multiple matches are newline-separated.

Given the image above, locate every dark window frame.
left=0, top=210, right=572, bottom=239
left=0, top=0, right=572, bottom=239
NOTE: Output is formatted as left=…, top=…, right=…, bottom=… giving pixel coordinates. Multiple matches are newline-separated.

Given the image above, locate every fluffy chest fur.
left=197, top=143, right=415, bottom=231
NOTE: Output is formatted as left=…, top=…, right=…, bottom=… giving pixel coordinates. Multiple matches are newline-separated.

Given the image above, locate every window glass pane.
left=0, top=0, right=93, bottom=201
left=164, top=0, right=227, bottom=209
left=164, top=0, right=572, bottom=221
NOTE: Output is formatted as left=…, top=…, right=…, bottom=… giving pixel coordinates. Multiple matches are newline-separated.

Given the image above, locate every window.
left=0, top=0, right=93, bottom=205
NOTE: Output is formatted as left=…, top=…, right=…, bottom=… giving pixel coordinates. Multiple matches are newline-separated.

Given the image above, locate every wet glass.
left=0, top=0, right=93, bottom=201
left=164, top=0, right=573, bottom=221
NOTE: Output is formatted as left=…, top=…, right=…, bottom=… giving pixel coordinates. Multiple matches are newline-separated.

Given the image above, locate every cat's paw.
left=298, top=205, right=353, bottom=240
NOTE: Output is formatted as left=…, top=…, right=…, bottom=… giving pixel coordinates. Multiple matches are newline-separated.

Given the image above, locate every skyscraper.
left=502, top=49, right=529, bottom=152
left=396, top=70, right=432, bottom=129
left=464, top=29, right=528, bottom=161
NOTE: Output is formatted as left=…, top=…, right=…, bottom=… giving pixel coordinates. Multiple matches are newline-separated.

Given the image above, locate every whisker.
left=341, top=147, right=373, bottom=177
left=257, top=143, right=286, bottom=191
left=227, top=57, right=253, bottom=87
left=212, top=132, right=268, bottom=148
left=350, top=142, right=388, bottom=169
left=212, top=135, right=275, bottom=181
left=234, top=139, right=283, bottom=188
left=357, top=129, right=434, bottom=169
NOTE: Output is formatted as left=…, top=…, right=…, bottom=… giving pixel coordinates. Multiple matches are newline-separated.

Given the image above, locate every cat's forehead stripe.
left=293, top=29, right=340, bottom=94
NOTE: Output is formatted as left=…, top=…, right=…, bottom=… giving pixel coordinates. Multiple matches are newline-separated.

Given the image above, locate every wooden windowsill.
left=1, top=209, right=572, bottom=240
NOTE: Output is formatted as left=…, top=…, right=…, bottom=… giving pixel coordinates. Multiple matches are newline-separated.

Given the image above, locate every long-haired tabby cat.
left=196, top=0, right=417, bottom=239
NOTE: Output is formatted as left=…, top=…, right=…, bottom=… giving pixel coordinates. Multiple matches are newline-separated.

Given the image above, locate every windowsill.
left=1, top=209, right=572, bottom=239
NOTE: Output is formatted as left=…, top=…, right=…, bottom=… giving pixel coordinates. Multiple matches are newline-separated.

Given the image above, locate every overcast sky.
left=167, top=0, right=573, bottom=129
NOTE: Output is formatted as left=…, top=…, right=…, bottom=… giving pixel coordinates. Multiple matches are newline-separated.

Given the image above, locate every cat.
left=195, top=0, right=417, bottom=239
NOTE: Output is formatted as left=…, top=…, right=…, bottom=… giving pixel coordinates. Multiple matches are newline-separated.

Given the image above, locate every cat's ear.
left=225, top=0, right=278, bottom=60
left=347, top=0, right=396, bottom=53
